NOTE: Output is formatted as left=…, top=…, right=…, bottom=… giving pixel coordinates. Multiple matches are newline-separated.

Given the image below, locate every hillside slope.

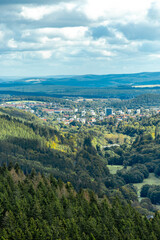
left=0, top=166, right=159, bottom=240
left=0, top=107, right=111, bottom=195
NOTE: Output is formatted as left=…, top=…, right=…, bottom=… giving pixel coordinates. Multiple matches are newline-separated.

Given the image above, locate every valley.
left=0, top=92, right=160, bottom=238
left=0, top=94, right=160, bottom=213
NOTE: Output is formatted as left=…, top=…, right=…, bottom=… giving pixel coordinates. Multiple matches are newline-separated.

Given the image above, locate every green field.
left=134, top=173, right=160, bottom=197
left=107, top=165, right=124, bottom=174
left=107, top=165, right=132, bottom=174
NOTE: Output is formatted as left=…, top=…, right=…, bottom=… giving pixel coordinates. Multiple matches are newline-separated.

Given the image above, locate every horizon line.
left=1, top=71, right=160, bottom=78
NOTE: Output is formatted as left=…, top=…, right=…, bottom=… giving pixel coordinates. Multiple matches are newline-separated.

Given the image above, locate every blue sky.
left=0, top=0, right=160, bottom=76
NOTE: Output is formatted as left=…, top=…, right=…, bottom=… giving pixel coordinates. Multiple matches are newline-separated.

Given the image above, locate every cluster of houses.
left=0, top=99, right=159, bottom=125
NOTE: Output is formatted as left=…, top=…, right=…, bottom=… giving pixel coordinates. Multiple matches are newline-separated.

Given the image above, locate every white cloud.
left=20, top=3, right=77, bottom=21
left=149, top=53, right=160, bottom=59
left=84, top=0, right=152, bottom=22
left=61, top=27, right=88, bottom=39
left=20, top=5, right=60, bottom=20
left=39, top=50, right=52, bottom=59
left=0, top=31, right=4, bottom=41
left=1, top=0, right=160, bottom=75
left=37, top=27, right=88, bottom=40
left=8, top=39, right=17, bottom=48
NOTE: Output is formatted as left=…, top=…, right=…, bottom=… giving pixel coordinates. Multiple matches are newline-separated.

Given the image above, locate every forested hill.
left=2, top=72, right=160, bottom=87
left=1, top=73, right=160, bottom=99
left=0, top=107, right=111, bottom=195
left=3, top=106, right=160, bottom=213
left=112, top=93, right=160, bottom=108
left=0, top=166, right=160, bottom=240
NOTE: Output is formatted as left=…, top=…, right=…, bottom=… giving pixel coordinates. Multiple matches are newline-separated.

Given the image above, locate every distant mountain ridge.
left=1, top=72, right=160, bottom=88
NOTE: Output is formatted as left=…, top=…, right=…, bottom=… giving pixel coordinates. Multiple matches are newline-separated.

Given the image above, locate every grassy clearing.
left=107, top=165, right=131, bottom=174
left=107, top=165, right=124, bottom=174
left=134, top=173, right=160, bottom=197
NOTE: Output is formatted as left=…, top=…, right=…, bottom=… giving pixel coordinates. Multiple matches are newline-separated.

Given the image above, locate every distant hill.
left=1, top=72, right=160, bottom=88
left=1, top=72, right=160, bottom=98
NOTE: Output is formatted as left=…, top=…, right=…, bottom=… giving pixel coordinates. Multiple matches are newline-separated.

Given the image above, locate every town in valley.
left=1, top=96, right=159, bottom=126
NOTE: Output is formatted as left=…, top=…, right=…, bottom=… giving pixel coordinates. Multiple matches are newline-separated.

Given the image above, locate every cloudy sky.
left=1, top=0, right=160, bottom=76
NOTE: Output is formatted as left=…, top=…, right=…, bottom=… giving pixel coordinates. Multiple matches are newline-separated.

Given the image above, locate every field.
left=133, top=85, right=160, bottom=88
left=108, top=165, right=160, bottom=202
left=107, top=165, right=131, bottom=174
left=107, top=165, right=124, bottom=174
left=134, top=173, right=160, bottom=197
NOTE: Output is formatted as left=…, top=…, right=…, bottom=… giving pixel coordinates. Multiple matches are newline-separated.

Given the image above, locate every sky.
left=1, top=0, right=160, bottom=76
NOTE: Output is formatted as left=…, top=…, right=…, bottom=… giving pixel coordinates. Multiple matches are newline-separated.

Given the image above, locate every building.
left=136, top=109, right=141, bottom=114
left=118, top=110, right=124, bottom=115
left=105, top=108, right=113, bottom=116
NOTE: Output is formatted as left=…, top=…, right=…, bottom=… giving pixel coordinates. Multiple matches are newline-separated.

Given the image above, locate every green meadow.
left=134, top=173, right=160, bottom=197
left=107, top=165, right=132, bottom=174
